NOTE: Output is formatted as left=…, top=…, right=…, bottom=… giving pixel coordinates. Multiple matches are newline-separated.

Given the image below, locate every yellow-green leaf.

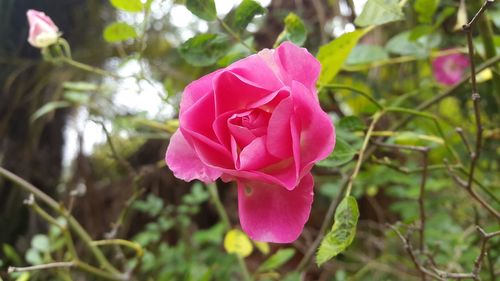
left=103, top=22, right=137, bottom=43
left=31, top=101, right=71, bottom=122
left=110, top=0, right=143, bottom=12
left=254, top=241, right=270, bottom=255
left=15, top=273, right=30, bottom=281
left=317, top=29, right=366, bottom=84
left=223, top=229, right=253, bottom=257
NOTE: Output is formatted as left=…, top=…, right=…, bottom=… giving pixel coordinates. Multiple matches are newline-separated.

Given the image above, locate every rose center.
left=228, top=109, right=271, bottom=148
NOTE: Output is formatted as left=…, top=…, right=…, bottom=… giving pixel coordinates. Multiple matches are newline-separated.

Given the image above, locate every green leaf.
left=282, top=272, right=301, bottom=281
left=179, top=33, right=231, bottom=66
left=193, top=223, right=225, bottom=245
left=346, top=45, right=389, bottom=65
left=317, top=29, right=366, bottom=84
left=110, top=0, right=143, bottom=12
left=63, top=81, right=98, bottom=92
left=3, top=244, right=22, bottom=265
left=408, top=25, right=434, bottom=41
left=25, top=248, right=43, bottom=265
left=385, top=30, right=441, bottom=58
left=414, top=0, right=440, bottom=24
left=275, top=12, right=307, bottom=46
left=103, top=22, right=138, bottom=43
left=257, top=248, right=296, bottom=272
left=234, top=0, right=266, bottom=30
left=317, top=138, right=357, bottom=168
left=31, top=101, right=72, bottom=122
left=64, top=91, right=90, bottom=104
left=31, top=235, right=50, bottom=252
left=354, top=0, right=404, bottom=27
left=133, top=194, right=164, bottom=217
left=186, top=0, right=217, bottom=21
left=316, top=196, right=359, bottom=266
left=338, top=116, right=366, bottom=131
left=491, top=9, right=500, bottom=29
left=14, top=273, right=30, bottom=281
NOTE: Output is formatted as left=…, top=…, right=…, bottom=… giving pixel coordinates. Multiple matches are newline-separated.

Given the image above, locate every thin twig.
left=455, top=127, right=472, bottom=155
left=388, top=225, right=444, bottom=281
left=0, top=166, right=121, bottom=275
left=9, top=262, right=75, bottom=273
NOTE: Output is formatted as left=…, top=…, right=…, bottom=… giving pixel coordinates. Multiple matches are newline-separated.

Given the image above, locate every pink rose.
left=26, top=9, right=60, bottom=48
left=166, top=42, right=335, bottom=243
left=432, top=53, right=469, bottom=86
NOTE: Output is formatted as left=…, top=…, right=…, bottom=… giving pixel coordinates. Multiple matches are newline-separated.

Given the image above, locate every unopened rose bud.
left=26, top=9, right=60, bottom=48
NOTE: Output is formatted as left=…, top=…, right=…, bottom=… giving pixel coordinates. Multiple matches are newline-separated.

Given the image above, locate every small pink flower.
left=166, top=42, right=335, bottom=243
left=432, top=53, right=470, bottom=85
left=26, top=9, right=60, bottom=48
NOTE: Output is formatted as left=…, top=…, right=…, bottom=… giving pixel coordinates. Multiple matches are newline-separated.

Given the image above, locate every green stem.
left=206, top=183, right=252, bottom=281
left=27, top=199, right=78, bottom=259
left=91, top=239, right=144, bottom=258
left=386, top=107, right=461, bottom=164
left=319, top=83, right=385, bottom=110
left=8, top=260, right=126, bottom=281
left=74, top=260, right=127, bottom=281
left=59, top=57, right=122, bottom=79
left=207, top=183, right=231, bottom=230
left=345, top=111, right=384, bottom=196
left=0, top=166, right=121, bottom=275
left=217, top=18, right=256, bottom=53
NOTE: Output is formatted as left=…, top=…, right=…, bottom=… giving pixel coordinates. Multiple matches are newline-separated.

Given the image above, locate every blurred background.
left=0, top=0, right=499, bottom=280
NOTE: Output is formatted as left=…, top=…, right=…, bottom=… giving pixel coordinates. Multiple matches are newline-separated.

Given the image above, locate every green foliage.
left=257, top=248, right=296, bottom=272
left=3, top=244, right=22, bottom=265
left=110, top=0, right=143, bottom=12
left=31, top=234, right=50, bottom=252
left=385, top=30, right=440, bottom=57
left=317, top=29, right=366, bottom=84
left=130, top=185, right=239, bottom=280
left=354, top=0, right=404, bottom=27
left=186, top=0, right=217, bottom=21
left=317, top=196, right=359, bottom=265
left=275, top=13, right=307, bottom=46
left=317, top=138, right=357, bottom=168
left=233, top=0, right=266, bottom=30
left=414, top=0, right=440, bottom=24
left=338, top=116, right=366, bottom=132
left=179, top=33, right=231, bottom=66
left=346, top=45, right=389, bottom=65
left=103, top=22, right=138, bottom=43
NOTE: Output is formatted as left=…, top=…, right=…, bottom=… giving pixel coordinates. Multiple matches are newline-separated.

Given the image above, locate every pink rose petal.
left=165, top=130, right=222, bottom=183
left=237, top=173, right=314, bottom=243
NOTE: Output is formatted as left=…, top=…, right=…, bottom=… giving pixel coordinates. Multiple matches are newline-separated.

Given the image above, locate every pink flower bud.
left=26, top=9, right=60, bottom=48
